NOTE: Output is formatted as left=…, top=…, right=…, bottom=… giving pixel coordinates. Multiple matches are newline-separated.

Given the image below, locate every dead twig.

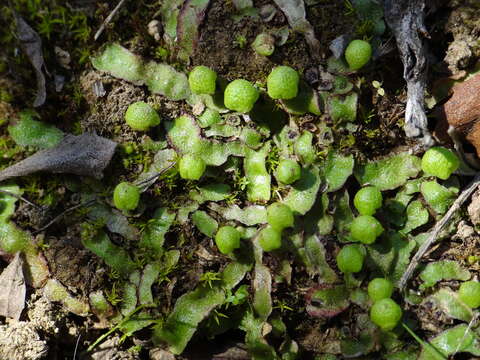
left=33, top=199, right=96, bottom=234
left=399, top=173, right=480, bottom=290
left=134, top=161, right=177, bottom=188
left=0, top=189, right=42, bottom=211
left=94, top=0, right=128, bottom=41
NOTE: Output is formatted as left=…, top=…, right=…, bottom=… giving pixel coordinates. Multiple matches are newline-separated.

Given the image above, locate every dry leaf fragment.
left=0, top=253, right=26, bottom=320
left=436, top=73, right=480, bottom=156
left=0, top=133, right=117, bottom=182
left=14, top=12, right=47, bottom=108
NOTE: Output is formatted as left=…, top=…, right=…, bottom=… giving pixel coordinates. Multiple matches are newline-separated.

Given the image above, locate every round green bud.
left=124, top=101, right=161, bottom=131
left=370, top=298, right=402, bottom=331
left=113, top=182, right=140, bottom=211
left=344, top=39, right=372, bottom=71
left=252, top=33, right=275, bottom=56
left=421, top=147, right=459, bottom=180
left=188, top=65, right=217, bottom=95
left=178, top=154, right=206, bottom=180
left=353, top=186, right=383, bottom=215
left=267, top=66, right=300, bottom=100
left=368, top=278, right=394, bottom=302
left=458, top=281, right=480, bottom=308
left=294, top=131, right=315, bottom=165
left=267, top=203, right=294, bottom=230
left=224, top=79, right=259, bottom=113
left=258, top=226, right=282, bottom=252
left=276, top=159, right=301, bottom=184
left=215, top=226, right=241, bottom=254
left=336, top=244, right=364, bottom=273
left=350, top=215, right=384, bottom=244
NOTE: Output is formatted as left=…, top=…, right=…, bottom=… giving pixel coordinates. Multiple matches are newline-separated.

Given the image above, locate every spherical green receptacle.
left=421, top=146, right=459, bottom=180
left=267, top=66, right=300, bottom=100
left=188, top=65, right=217, bottom=95
left=368, top=278, right=394, bottom=302
left=336, top=244, right=364, bottom=273
left=258, top=226, right=282, bottom=251
left=215, top=226, right=241, bottom=254
left=252, top=33, right=275, bottom=56
left=179, top=154, right=206, bottom=180
left=350, top=215, right=384, bottom=244
left=113, top=182, right=140, bottom=211
left=370, top=298, right=402, bottom=331
left=353, top=186, right=383, bottom=215
left=224, top=79, right=259, bottom=113
left=267, top=202, right=294, bottom=230
left=276, top=159, right=301, bottom=185
left=124, top=101, right=161, bottom=131
left=458, top=281, right=480, bottom=308
left=344, top=39, right=372, bottom=71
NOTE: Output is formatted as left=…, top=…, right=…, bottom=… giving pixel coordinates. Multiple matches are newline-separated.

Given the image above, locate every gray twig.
left=399, top=173, right=480, bottom=290
left=94, top=0, right=128, bottom=41
left=34, top=199, right=96, bottom=233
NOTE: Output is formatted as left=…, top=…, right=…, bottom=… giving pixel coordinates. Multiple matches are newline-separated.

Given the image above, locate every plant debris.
left=0, top=133, right=117, bottom=181
left=0, top=253, right=26, bottom=320
left=13, top=12, right=46, bottom=108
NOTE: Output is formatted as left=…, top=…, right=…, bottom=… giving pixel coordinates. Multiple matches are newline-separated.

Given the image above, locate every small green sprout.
left=252, top=33, right=275, bottom=56
left=267, top=202, right=294, bottom=230
left=113, top=182, right=140, bottom=211
left=276, top=159, right=301, bottom=185
left=353, top=186, right=383, bottom=215
left=350, top=215, right=383, bottom=244
left=267, top=66, right=300, bottom=100
left=124, top=101, right=161, bottom=131
left=336, top=244, right=364, bottom=273
left=367, top=278, right=394, bottom=302
left=188, top=65, right=217, bottom=95
left=458, top=281, right=480, bottom=308
left=224, top=79, right=259, bottom=113
left=344, top=39, right=372, bottom=71
left=215, top=226, right=241, bottom=254
left=370, top=298, right=402, bottom=331
left=421, top=146, right=459, bottom=180
left=178, top=154, right=206, bottom=180
left=199, top=271, right=222, bottom=287
left=258, top=225, right=282, bottom=251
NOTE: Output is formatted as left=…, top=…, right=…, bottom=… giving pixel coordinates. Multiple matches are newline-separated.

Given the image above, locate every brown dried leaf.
left=0, top=253, right=26, bottom=320
left=0, top=133, right=117, bottom=182
left=437, top=73, right=480, bottom=155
